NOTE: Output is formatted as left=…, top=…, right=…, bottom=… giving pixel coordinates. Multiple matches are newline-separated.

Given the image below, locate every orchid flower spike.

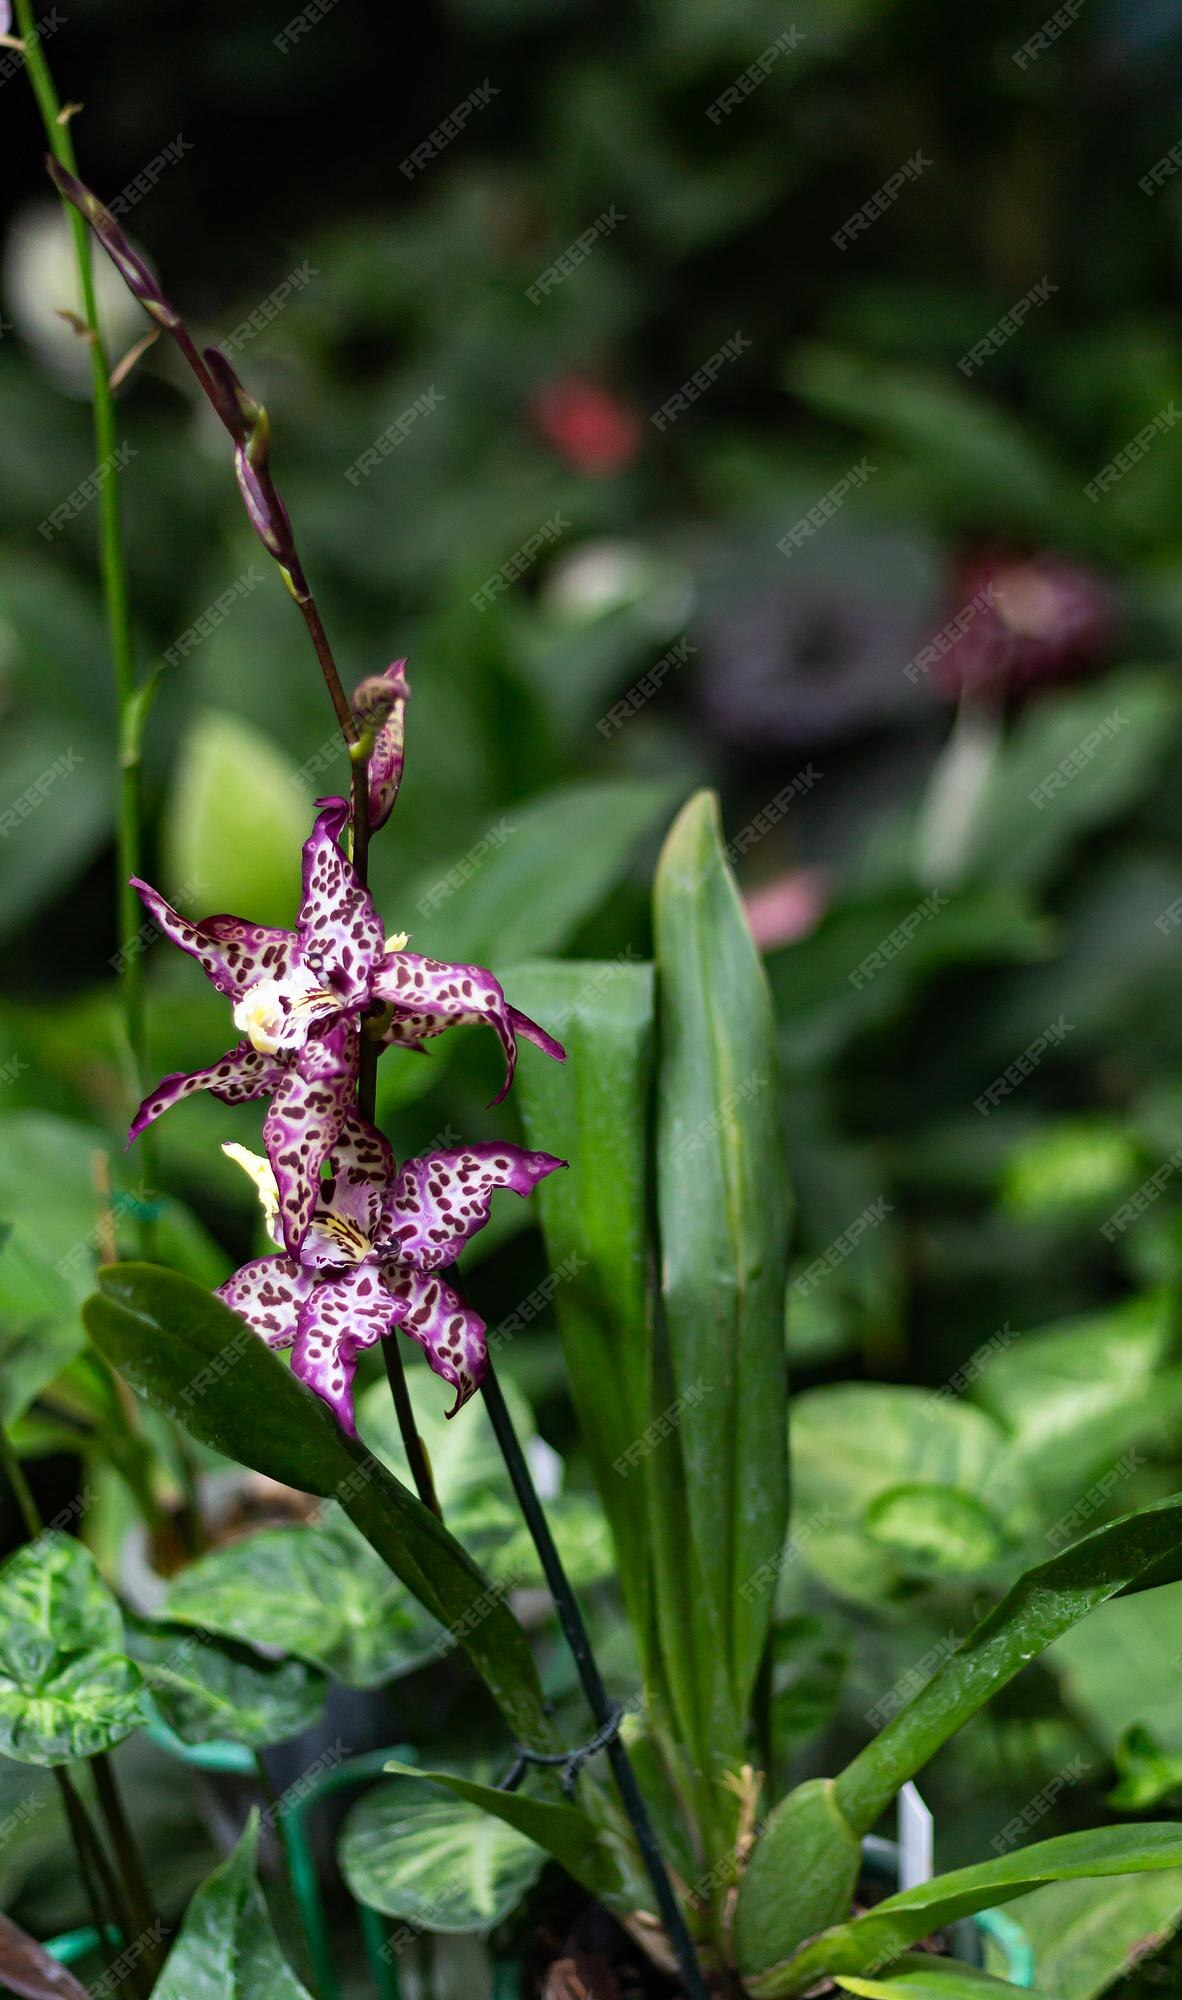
left=218, top=1118, right=565, bottom=1432
left=128, top=789, right=563, bottom=1255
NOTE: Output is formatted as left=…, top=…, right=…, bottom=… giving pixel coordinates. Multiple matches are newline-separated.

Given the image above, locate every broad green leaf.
left=340, top=1775, right=544, bottom=1932
left=969, top=1295, right=1182, bottom=1506
left=160, top=1517, right=442, bottom=1689
left=381, top=1760, right=625, bottom=1907
left=152, top=1810, right=313, bottom=1999
left=127, top=1616, right=327, bottom=1747
left=507, top=959, right=656, bottom=1649
left=0, top=1911, right=90, bottom=1999
left=733, top=1778, right=861, bottom=1977
left=406, top=776, right=680, bottom=964
left=652, top=791, right=791, bottom=1790
left=1053, top=1585, right=1182, bottom=1758
left=790, top=1385, right=1030, bottom=1605
left=162, top=709, right=306, bottom=929
left=950, top=672, right=1177, bottom=891
left=752, top=1825, right=1182, bottom=1997
left=0, top=1533, right=143, bottom=1765
left=832, top=1493, right=1182, bottom=1839
left=84, top=1265, right=554, bottom=1750
left=998, top=1870, right=1182, bottom=1999
left=835, top=1955, right=1049, bottom=1998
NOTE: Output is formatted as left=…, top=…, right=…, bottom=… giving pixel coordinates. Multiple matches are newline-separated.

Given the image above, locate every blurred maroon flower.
left=929, top=550, right=1114, bottom=701
left=529, top=374, right=642, bottom=476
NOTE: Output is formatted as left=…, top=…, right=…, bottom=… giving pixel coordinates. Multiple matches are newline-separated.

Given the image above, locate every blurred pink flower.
left=743, top=867, right=829, bottom=951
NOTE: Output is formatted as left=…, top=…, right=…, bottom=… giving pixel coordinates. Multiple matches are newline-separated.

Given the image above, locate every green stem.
left=53, top=1769, right=127, bottom=1964
left=92, top=1753, right=164, bottom=1987
left=254, top=1749, right=322, bottom=1999
left=0, top=1425, right=41, bottom=1541
left=481, top=1365, right=709, bottom=2000
left=13, top=0, right=155, bottom=1252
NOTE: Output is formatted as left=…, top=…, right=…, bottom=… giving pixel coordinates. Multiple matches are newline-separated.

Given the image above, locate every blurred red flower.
left=529, top=374, right=643, bottom=476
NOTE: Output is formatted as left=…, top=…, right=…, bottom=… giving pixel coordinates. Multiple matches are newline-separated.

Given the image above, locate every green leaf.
left=788, top=344, right=1085, bottom=541
left=651, top=791, right=791, bottom=1788
left=381, top=1760, right=625, bottom=1907
left=84, top=1265, right=554, bottom=1750
left=127, top=1616, right=327, bottom=1747
left=340, top=1774, right=545, bottom=1932
left=752, top=1825, right=1182, bottom=1998
left=949, top=672, right=1178, bottom=891
left=999, top=1870, right=1182, bottom=1999
left=506, top=959, right=656, bottom=1649
left=152, top=1810, right=313, bottom=1999
left=790, top=1385, right=1030, bottom=1605
left=0, top=722, right=112, bottom=944
left=1108, top=1724, right=1182, bottom=1812
left=162, top=709, right=306, bottom=929
left=159, top=1517, right=443, bottom=1689
left=405, top=776, right=680, bottom=964
left=1054, top=1584, right=1182, bottom=1757
left=0, top=1533, right=143, bottom=1765
left=970, top=1295, right=1181, bottom=1507
left=733, top=1778, right=862, bottom=1978
left=831, top=1493, right=1182, bottom=1840
left=835, top=1955, right=1050, bottom=1998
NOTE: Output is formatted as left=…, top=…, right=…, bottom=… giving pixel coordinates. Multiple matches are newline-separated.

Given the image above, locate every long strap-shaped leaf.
left=832, top=1489, right=1182, bottom=1835
left=84, top=1265, right=555, bottom=1751
left=651, top=792, right=791, bottom=1794
left=507, top=960, right=659, bottom=1667
left=749, top=1824, right=1182, bottom=1997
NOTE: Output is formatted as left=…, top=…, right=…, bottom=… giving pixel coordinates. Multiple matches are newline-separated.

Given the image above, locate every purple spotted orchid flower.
left=217, top=1116, right=564, bottom=1432
left=128, top=755, right=563, bottom=1256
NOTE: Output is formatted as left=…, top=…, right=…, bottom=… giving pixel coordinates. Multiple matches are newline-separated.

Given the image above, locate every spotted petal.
left=297, top=797, right=384, bottom=1001
left=128, top=1041, right=285, bottom=1144
left=216, top=1254, right=313, bottom=1350
left=381, top=1264, right=488, bottom=1416
left=321, top=1115, right=396, bottom=1237
left=129, top=878, right=297, bottom=1000
left=374, top=953, right=565, bottom=1104
left=291, top=1266, right=407, bottom=1434
left=382, top=1144, right=566, bottom=1272
left=263, top=1019, right=359, bottom=1255
left=353, top=660, right=409, bottom=833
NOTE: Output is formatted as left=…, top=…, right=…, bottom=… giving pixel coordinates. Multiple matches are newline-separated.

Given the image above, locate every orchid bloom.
left=217, top=1116, right=564, bottom=1432
left=128, top=689, right=563, bottom=1255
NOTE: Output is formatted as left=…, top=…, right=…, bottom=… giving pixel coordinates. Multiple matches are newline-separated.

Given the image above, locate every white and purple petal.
left=129, top=878, right=298, bottom=1000
left=352, top=660, right=409, bottom=834
left=263, top=1018, right=359, bottom=1255
left=297, top=797, right=384, bottom=1001
left=321, top=1114, right=396, bottom=1238
left=381, top=1143, right=566, bottom=1271
left=290, top=1265, right=407, bottom=1434
left=216, top=1254, right=313, bottom=1351
left=128, top=1041, right=286, bottom=1144
left=380, top=1263, right=488, bottom=1417
left=373, top=952, right=565, bottom=1104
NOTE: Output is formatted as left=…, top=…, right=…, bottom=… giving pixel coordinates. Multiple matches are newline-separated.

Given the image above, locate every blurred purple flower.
left=929, top=550, right=1114, bottom=701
